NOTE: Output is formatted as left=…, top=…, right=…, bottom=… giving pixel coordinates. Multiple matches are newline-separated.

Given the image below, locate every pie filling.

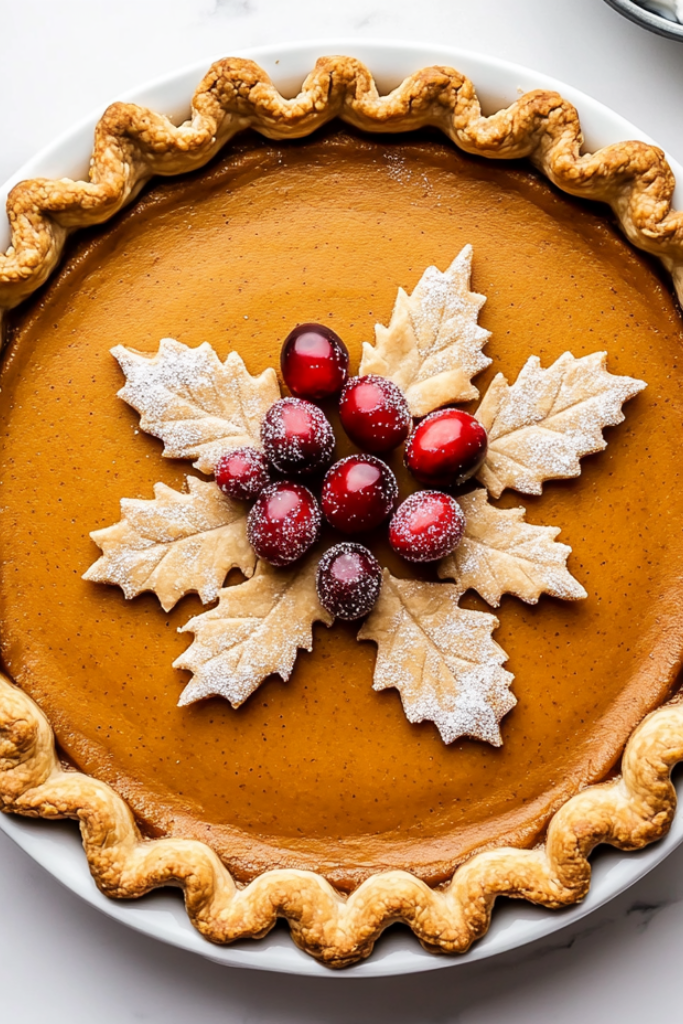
left=2, top=126, right=683, bottom=892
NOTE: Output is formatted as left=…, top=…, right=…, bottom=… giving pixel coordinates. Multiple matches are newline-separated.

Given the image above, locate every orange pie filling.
left=2, top=128, right=683, bottom=892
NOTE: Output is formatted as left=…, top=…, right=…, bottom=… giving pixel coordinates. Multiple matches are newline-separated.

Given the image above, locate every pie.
left=1, top=55, right=683, bottom=969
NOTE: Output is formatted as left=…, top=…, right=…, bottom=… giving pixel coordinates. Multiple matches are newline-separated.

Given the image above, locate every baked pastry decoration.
left=84, top=247, right=644, bottom=746
left=1, top=56, right=683, bottom=969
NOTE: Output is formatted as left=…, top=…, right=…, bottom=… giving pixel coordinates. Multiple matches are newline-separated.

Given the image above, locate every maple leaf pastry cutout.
left=83, top=477, right=255, bottom=612
left=358, top=571, right=515, bottom=746
left=437, top=489, right=588, bottom=607
left=112, top=339, right=280, bottom=474
left=359, top=245, right=491, bottom=417
left=85, top=246, right=645, bottom=746
left=175, top=554, right=333, bottom=707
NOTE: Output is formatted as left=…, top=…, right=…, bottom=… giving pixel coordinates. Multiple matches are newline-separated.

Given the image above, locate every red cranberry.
left=316, top=543, right=383, bottom=620
left=261, top=397, right=335, bottom=476
left=405, top=409, right=488, bottom=488
left=247, top=481, right=321, bottom=566
left=321, top=455, right=398, bottom=534
left=389, top=491, right=466, bottom=563
left=215, top=446, right=270, bottom=501
left=281, top=323, right=349, bottom=400
left=339, top=375, right=411, bottom=454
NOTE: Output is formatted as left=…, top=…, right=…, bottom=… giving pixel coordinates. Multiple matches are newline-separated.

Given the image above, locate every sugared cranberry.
left=321, top=455, right=398, bottom=534
left=261, top=397, right=335, bottom=476
left=339, top=375, right=412, bottom=454
left=316, top=543, right=383, bottom=620
left=389, top=491, right=466, bottom=563
left=215, top=446, right=270, bottom=501
left=247, top=481, right=321, bottom=566
left=405, top=409, right=487, bottom=488
left=281, top=323, right=350, bottom=400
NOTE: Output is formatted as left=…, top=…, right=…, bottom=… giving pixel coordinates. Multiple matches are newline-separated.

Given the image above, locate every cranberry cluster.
left=214, top=323, right=487, bottom=621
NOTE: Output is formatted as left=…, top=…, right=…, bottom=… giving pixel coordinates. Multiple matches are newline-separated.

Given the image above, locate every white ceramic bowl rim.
left=1, top=38, right=682, bottom=979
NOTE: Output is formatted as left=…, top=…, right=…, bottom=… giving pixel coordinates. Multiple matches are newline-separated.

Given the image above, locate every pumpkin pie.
left=1, top=56, right=683, bottom=968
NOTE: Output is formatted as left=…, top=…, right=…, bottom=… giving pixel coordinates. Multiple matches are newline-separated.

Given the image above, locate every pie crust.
left=1, top=55, right=683, bottom=968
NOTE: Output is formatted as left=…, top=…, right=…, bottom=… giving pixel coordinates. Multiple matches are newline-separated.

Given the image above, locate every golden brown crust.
left=2, top=56, right=683, bottom=968
left=1, top=55, right=683, bottom=322
left=1, top=671, right=681, bottom=967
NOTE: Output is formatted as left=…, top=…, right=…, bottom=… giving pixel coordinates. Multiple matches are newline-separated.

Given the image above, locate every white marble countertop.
left=2, top=1, right=683, bottom=1020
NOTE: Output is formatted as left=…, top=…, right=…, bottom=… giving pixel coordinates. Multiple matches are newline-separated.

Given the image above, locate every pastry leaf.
left=113, top=338, right=281, bottom=475
left=175, top=555, right=333, bottom=707
left=438, top=489, right=587, bottom=607
left=359, top=245, right=491, bottom=416
left=84, top=477, right=255, bottom=612
left=358, top=570, right=515, bottom=746
left=475, top=351, right=646, bottom=498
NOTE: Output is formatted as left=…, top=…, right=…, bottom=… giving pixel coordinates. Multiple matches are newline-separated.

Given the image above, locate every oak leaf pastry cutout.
left=83, top=477, right=255, bottom=612
left=174, top=555, right=333, bottom=707
left=437, top=489, right=587, bottom=607
left=86, top=249, right=645, bottom=747
left=113, top=338, right=280, bottom=474
left=359, top=245, right=491, bottom=416
left=358, top=570, right=515, bottom=746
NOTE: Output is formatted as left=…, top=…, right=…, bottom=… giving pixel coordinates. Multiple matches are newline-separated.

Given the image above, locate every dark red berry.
left=247, top=481, right=321, bottom=566
left=389, top=491, right=466, bottom=563
left=215, top=446, right=270, bottom=501
left=321, top=455, right=398, bottom=534
left=339, top=374, right=411, bottom=454
left=261, top=397, right=335, bottom=476
left=405, top=409, right=487, bottom=488
left=281, top=323, right=349, bottom=400
left=316, top=543, right=383, bottom=620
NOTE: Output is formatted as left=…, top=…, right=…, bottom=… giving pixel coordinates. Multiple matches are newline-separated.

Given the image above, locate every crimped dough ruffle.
left=1, top=55, right=682, bottom=320
left=1, top=672, right=682, bottom=967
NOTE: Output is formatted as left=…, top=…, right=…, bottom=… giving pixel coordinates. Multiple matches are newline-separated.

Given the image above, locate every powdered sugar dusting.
left=83, top=477, right=255, bottom=612
left=260, top=397, right=335, bottom=475
left=85, top=256, right=646, bottom=750
left=359, top=571, right=515, bottom=746
left=339, top=374, right=411, bottom=453
left=437, top=488, right=587, bottom=606
left=316, top=543, right=382, bottom=620
left=215, top=446, right=271, bottom=501
left=112, top=338, right=281, bottom=475
left=247, top=481, right=321, bottom=566
left=321, top=454, right=398, bottom=533
left=475, top=351, right=647, bottom=498
left=389, top=491, right=466, bottom=563
left=175, top=556, right=333, bottom=707
left=359, top=245, right=492, bottom=416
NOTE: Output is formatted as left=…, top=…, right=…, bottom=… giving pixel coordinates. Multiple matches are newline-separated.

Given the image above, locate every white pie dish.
left=1, top=38, right=682, bottom=979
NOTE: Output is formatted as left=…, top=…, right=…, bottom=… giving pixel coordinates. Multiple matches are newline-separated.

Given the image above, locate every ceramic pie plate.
left=1, top=39, right=683, bottom=979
